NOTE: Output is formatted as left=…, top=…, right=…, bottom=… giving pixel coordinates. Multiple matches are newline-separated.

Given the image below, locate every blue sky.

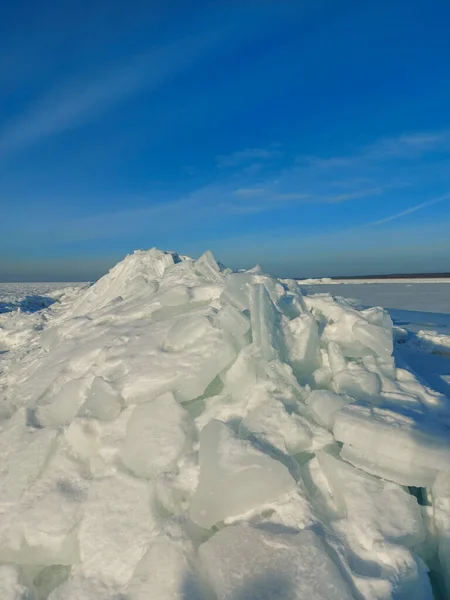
left=1, top=0, right=450, bottom=280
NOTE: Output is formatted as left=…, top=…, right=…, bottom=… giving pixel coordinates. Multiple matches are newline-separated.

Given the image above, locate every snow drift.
left=0, top=248, right=449, bottom=599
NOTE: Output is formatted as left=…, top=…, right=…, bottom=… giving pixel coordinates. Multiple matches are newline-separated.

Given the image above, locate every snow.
left=0, top=249, right=449, bottom=599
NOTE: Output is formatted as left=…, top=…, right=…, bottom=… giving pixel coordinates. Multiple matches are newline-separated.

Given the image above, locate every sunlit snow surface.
left=0, top=254, right=449, bottom=600
left=0, top=283, right=86, bottom=314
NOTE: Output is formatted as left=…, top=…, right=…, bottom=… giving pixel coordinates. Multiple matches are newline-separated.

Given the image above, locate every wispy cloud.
left=7, top=129, right=450, bottom=248
left=302, top=129, right=450, bottom=169
left=0, top=32, right=224, bottom=158
left=13, top=179, right=386, bottom=245
left=363, top=193, right=450, bottom=227
left=324, top=188, right=384, bottom=203
left=367, top=131, right=450, bottom=160
left=216, top=146, right=283, bottom=168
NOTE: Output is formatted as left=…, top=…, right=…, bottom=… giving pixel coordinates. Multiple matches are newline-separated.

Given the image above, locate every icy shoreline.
left=0, top=248, right=449, bottom=599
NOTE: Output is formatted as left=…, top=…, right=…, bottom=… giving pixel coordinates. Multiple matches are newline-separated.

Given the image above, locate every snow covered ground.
left=0, top=283, right=86, bottom=315
left=0, top=251, right=449, bottom=600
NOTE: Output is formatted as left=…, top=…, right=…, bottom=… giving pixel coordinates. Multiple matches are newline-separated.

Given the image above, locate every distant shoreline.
left=331, top=272, right=450, bottom=280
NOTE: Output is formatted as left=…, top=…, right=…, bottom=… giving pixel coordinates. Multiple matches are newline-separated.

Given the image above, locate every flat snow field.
left=0, top=255, right=450, bottom=600
left=0, top=283, right=86, bottom=315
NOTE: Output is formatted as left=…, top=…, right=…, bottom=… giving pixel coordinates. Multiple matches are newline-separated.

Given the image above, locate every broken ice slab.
left=306, top=389, right=351, bottom=430
left=126, top=537, right=207, bottom=600
left=220, top=272, right=253, bottom=310
left=285, top=312, right=321, bottom=380
left=120, top=392, right=192, bottom=479
left=431, top=472, right=450, bottom=598
left=250, top=283, right=284, bottom=360
left=0, top=565, right=34, bottom=600
left=17, top=449, right=88, bottom=566
left=317, top=450, right=425, bottom=548
left=198, top=525, right=353, bottom=600
left=340, top=443, right=439, bottom=488
left=79, top=472, right=157, bottom=586
left=0, top=409, right=58, bottom=510
left=213, top=304, right=250, bottom=340
left=333, top=365, right=381, bottom=400
left=163, top=316, right=212, bottom=351
left=352, top=320, right=393, bottom=360
left=118, top=318, right=237, bottom=404
left=334, top=401, right=450, bottom=486
left=79, top=377, right=122, bottom=421
left=189, top=420, right=295, bottom=529
left=36, top=377, right=91, bottom=427
left=239, top=386, right=313, bottom=456
left=195, top=250, right=223, bottom=283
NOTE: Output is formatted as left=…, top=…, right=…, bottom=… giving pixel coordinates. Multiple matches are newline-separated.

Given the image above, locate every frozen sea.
left=0, top=282, right=86, bottom=314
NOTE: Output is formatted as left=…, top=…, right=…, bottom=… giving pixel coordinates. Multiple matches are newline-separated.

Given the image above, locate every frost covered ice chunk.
left=250, top=283, right=283, bottom=360
left=190, top=420, right=295, bottom=528
left=306, top=390, right=351, bottom=430
left=4, top=450, right=88, bottom=566
left=339, top=444, right=439, bottom=489
left=79, top=472, right=157, bottom=586
left=36, top=377, right=91, bottom=427
left=285, top=313, right=321, bottom=379
left=0, top=409, right=57, bottom=511
left=432, top=472, right=450, bottom=597
left=334, top=401, right=450, bottom=486
left=0, top=565, right=34, bottom=600
left=220, top=346, right=258, bottom=401
left=327, top=342, right=381, bottom=400
left=163, top=316, right=212, bottom=351
left=120, top=392, right=192, bottom=479
left=239, top=383, right=328, bottom=455
left=118, top=317, right=237, bottom=404
left=156, top=283, right=190, bottom=307
left=195, top=250, right=223, bottom=282
left=47, top=570, right=120, bottom=600
left=317, top=451, right=425, bottom=547
left=353, top=320, right=393, bottom=360
left=214, top=304, right=250, bottom=340
left=127, top=537, right=206, bottom=600
left=199, top=525, right=353, bottom=600
left=333, top=365, right=381, bottom=399
left=221, top=272, right=253, bottom=310
left=80, top=376, right=122, bottom=421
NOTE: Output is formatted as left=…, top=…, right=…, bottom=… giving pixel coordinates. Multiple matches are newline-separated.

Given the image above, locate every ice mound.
left=0, top=247, right=447, bottom=599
